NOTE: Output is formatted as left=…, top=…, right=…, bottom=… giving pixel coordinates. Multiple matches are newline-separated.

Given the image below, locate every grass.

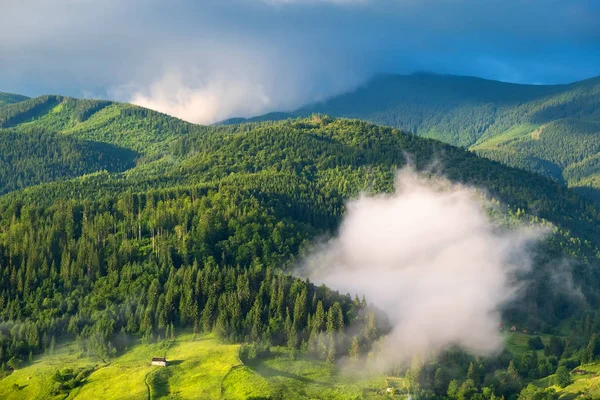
left=0, top=342, right=99, bottom=399
left=0, top=333, right=242, bottom=400
left=472, top=123, right=539, bottom=149
left=504, top=331, right=552, bottom=357
left=7, top=332, right=573, bottom=399
left=533, top=362, right=600, bottom=399
left=0, top=335, right=391, bottom=399
left=231, top=348, right=387, bottom=400
left=221, top=366, right=274, bottom=399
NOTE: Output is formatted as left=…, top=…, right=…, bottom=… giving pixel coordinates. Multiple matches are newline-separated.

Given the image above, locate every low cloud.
left=123, top=46, right=363, bottom=124
left=128, top=69, right=274, bottom=125
left=300, top=169, right=545, bottom=370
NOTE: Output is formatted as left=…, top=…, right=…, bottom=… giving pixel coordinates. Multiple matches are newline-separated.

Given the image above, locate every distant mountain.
left=0, top=91, right=28, bottom=107
left=0, top=94, right=201, bottom=192
left=222, top=72, right=600, bottom=200
left=0, top=94, right=207, bottom=152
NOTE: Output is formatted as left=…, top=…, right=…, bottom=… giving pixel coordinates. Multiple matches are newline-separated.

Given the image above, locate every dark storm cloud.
left=1, top=0, right=599, bottom=123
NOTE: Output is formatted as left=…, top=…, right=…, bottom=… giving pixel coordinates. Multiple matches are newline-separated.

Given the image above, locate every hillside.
left=223, top=73, right=600, bottom=200
left=0, top=332, right=385, bottom=400
left=0, top=94, right=211, bottom=192
left=2, top=99, right=600, bottom=398
left=0, top=92, right=28, bottom=108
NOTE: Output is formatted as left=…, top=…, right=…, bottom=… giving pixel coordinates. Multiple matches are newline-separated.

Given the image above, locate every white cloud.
left=300, top=169, right=545, bottom=370
left=129, top=69, right=272, bottom=125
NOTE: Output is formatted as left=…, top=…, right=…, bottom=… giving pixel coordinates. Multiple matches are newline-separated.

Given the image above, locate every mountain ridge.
left=219, top=72, right=600, bottom=200
left=0, top=91, right=29, bottom=107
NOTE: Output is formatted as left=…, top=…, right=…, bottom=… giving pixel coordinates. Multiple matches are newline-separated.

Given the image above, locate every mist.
left=300, top=169, right=545, bottom=370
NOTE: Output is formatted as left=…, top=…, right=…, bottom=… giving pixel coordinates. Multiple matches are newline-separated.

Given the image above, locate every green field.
left=504, top=331, right=552, bottom=357
left=0, top=334, right=389, bottom=400
left=0, top=334, right=241, bottom=399
left=532, top=362, right=600, bottom=399
left=3, top=331, right=567, bottom=399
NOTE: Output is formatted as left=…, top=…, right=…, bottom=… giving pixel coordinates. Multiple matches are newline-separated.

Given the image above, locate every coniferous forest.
left=1, top=94, right=600, bottom=398
left=225, top=73, right=600, bottom=204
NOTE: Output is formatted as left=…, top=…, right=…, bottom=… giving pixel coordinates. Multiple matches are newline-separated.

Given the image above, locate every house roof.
left=152, top=357, right=166, bottom=362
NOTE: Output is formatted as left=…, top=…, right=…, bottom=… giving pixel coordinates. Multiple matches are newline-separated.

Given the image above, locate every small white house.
left=151, top=357, right=167, bottom=367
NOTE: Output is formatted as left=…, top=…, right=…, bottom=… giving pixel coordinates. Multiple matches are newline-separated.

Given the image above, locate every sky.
left=1, top=0, right=600, bottom=124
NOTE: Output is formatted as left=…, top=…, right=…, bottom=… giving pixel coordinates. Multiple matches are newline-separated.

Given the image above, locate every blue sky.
left=1, top=0, right=599, bottom=123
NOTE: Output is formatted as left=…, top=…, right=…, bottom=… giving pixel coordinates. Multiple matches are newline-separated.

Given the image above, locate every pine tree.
left=312, top=301, right=325, bottom=333
left=326, top=332, right=336, bottom=364
left=434, top=367, right=447, bottom=395
left=349, top=336, right=360, bottom=360
left=364, top=311, right=377, bottom=342
left=293, top=288, right=307, bottom=330
left=529, top=351, right=539, bottom=379
left=508, top=359, right=520, bottom=382
left=213, top=313, right=229, bottom=340
left=555, top=366, right=571, bottom=388
left=447, top=379, right=459, bottom=399
left=587, top=333, right=600, bottom=361
left=467, top=362, right=475, bottom=381
left=287, top=322, right=298, bottom=349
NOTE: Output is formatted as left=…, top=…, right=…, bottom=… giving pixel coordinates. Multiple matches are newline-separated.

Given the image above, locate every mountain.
left=223, top=72, right=600, bottom=199
left=2, top=96, right=600, bottom=398
left=0, top=92, right=29, bottom=107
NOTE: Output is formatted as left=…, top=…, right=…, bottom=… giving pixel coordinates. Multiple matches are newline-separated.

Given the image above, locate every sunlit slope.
left=0, top=95, right=210, bottom=153
left=0, top=334, right=241, bottom=400
left=0, top=94, right=212, bottom=192
left=0, top=334, right=383, bottom=400
left=533, top=361, right=600, bottom=399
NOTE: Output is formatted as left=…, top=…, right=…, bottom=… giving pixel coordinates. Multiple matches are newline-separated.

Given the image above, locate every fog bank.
left=300, top=169, right=545, bottom=370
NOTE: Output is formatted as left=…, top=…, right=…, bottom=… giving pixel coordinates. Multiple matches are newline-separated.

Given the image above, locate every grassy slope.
left=504, top=331, right=552, bottom=358
left=505, top=332, right=600, bottom=399
left=0, top=334, right=242, bottom=400
left=0, top=331, right=570, bottom=399
left=0, top=334, right=387, bottom=400
left=534, top=362, right=600, bottom=399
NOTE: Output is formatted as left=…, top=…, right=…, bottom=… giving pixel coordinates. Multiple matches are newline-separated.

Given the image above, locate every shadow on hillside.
left=252, top=365, right=325, bottom=385
left=167, top=359, right=183, bottom=366
left=572, top=186, right=600, bottom=204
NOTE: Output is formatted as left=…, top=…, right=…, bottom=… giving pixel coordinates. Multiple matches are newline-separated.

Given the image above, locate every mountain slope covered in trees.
left=223, top=72, right=600, bottom=200
left=0, top=92, right=28, bottom=108
left=2, top=96, right=600, bottom=398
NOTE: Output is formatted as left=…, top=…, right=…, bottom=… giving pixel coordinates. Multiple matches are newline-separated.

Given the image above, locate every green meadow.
left=0, top=334, right=389, bottom=400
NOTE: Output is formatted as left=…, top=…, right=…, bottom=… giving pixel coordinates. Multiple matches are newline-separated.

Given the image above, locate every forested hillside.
left=0, top=92, right=28, bottom=108
left=2, top=97, right=600, bottom=398
left=224, top=73, right=600, bottom=201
